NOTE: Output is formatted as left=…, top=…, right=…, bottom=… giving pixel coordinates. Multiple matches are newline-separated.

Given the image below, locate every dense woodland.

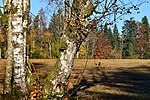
left=0, top=9, right=150, bottom=59
left=0, top=0, right=150, bottom=99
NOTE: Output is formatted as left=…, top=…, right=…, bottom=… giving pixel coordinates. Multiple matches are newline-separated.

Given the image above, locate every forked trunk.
left=51, top=37, right=79, bottom=96
left=47, top=0, right=93, bottom=98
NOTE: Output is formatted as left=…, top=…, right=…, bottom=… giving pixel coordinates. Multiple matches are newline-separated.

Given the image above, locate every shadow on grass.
left=70, top=65, right=150, bottom=100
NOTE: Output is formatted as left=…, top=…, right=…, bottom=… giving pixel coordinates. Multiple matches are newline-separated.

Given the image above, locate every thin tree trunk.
left=23, top=0, right=32, bottom=84
left=48, top=42, right=52, bottom=58
left=0, top=48, right=1, bottom=59
left=4, top=0, right=13, bottom=95
left=120, top=39, right=123, bottom=59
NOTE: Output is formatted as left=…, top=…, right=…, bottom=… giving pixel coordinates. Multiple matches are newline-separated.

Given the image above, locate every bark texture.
left=51, top=36, right=78, bottom=95
left=11, top=0, right=27, bottom=94
left=49, top=0, right=94, bottom=97
left=4, top=0, right=30, bottom=97
left=4, top=0, right=13, bottom=95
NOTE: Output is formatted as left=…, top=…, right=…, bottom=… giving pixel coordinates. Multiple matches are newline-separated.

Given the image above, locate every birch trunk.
left=11, top=0, right=29, bottom=94
left=4, top=0, right=13, bottom=95
left=23, top=0, right=32, bottom=84
left=51, top=36, right=79, bottom=95
left=47, top=0, right=93, bottom=97
left=42, top=0, right=94, bottom=98
left=4, top=0, right=30, bottom=97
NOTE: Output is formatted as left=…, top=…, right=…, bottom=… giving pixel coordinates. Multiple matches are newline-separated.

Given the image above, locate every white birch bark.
left=11, top=0, right=29, bottom=94
left=49, top=0, right=94, bottom=97
left=51, top=36, right=79, bottom=95
left=12, top=0, right=27, bottom=93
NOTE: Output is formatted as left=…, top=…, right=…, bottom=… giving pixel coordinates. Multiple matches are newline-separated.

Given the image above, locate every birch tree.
left=45, top=0, right=148, bottom=98
left=4, top=0, right=13, bottom=96
left=4, top=0, right=30, bottom=98
left=46, top=0, right=117, bottom=97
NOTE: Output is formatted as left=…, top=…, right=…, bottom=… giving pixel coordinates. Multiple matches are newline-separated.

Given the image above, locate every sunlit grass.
left=0, top=59, right=150, bottom=99
left=87, top=84, right=139, bottom=96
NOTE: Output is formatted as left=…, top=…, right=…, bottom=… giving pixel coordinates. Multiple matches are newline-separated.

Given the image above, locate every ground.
left=0, top=59, right=150, bottom=100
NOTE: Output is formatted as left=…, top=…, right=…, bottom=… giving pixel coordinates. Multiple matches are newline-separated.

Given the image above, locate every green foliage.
left=111, top=49, right=121, bottom=59
left=0, top=9, right=2, bottom=17
left=113, top=24, right=119, bottom=50
left=104, top=24, right=115, bottom=49
left=59, top=40, right=68, bottom=50
left=1, top=14, right=8, bottom=24
left=122, top=19, right=138, bottom=58
left=51, top=40, right=68, bottom=58
left=108, top=27, right=115, bottom=48
left=52, top=42, right=61, bottom=58
left=79, top=44, right=86, bottom=58
left=142, top=16, right=149, bottom=35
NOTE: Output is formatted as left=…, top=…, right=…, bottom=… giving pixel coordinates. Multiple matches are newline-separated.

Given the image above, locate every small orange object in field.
left=68, top=81, right=73, bottom=89
left=64, top=97, right=69, bottom=100
left=43, top=95, right=48, bottom=98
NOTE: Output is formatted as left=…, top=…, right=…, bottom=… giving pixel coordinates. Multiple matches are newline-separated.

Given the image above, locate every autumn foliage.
left=136, top=26, right=149, bottom=58
left=94, top=33, right=113, bottom=59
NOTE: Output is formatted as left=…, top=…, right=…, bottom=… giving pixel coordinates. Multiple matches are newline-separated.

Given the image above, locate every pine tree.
left=108, top=27, right=114, bottom=48
left=103, top=24, right=114, bottom=47
left=122, top=19, right=138, bottom=58
left=113, top=24, right=119, bottom=50
left=141, top=16, right=150, bottom=58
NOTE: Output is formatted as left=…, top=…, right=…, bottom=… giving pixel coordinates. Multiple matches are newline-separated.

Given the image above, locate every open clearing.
left=0, top=59, right=150, bottom=100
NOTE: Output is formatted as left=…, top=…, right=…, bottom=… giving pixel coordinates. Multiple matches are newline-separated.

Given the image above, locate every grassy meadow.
left=0, top=59, right=150, bottom=100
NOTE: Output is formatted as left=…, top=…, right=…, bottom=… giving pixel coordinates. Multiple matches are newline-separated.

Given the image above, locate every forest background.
left=0, top=0, right=150, bottom=59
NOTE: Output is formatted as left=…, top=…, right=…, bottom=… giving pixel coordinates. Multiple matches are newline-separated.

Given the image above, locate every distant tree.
left=42, top=31, right=52, bottom=58
left=28, top=15, right=39, bottom=58
left=112, top=24, right=121, bottom=58
left=142, top=16, right=149, bottom=36
left=95, top=32, right=112, bottom=59
left=113, top=24, right=119, bottom=50
left=136, top=23, right=149, bottom=58
left=39, top=7, right=47, bottom=34
left=141, top=16, right=150, bottom=58
left=104, top=24, right=114, bottom=48
left=48, top=12, right=64, bottom=42
left=86, top=34, right=97, bottom=58
left=108, top=27, right=114, bottom=48
left=104, top=23, right=108, bottom=34
left=122, top=19, right=138, bottom=58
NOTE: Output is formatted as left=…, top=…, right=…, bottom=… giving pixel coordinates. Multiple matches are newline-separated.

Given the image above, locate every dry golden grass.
left=0, top=59, right=150, bottom=100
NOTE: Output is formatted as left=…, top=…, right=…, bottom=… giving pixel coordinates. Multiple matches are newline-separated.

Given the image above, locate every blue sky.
left=0, top=0, right=150, bottom=32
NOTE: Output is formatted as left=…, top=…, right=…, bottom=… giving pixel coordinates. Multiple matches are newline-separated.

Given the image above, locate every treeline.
left=94, top=16, right=150, bottom=59
left=0, top=8, right=149, bottom=59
